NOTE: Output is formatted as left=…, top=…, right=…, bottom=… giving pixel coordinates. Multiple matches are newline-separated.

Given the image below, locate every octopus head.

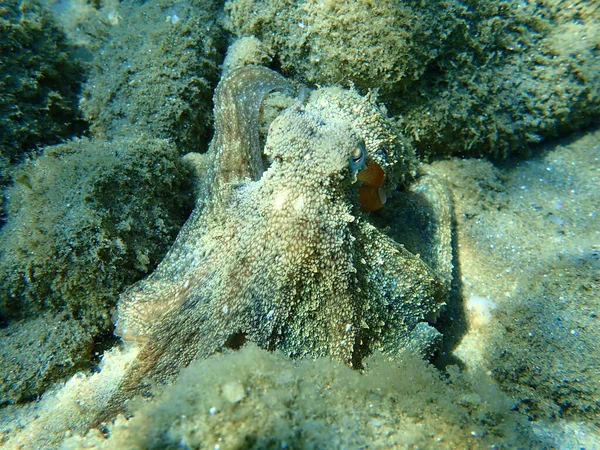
left=264, top=90, right=387, bottom=211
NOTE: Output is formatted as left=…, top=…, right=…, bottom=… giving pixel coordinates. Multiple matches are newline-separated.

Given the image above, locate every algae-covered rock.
left=64, top=345, right=540, bottom=449
left=0, top=137, right=192, bottom=322
left=222, top=0, right=450, bottom=97
left=397, top=1, right=600, bottom=159
left=0, top=313, right=95, bottom=405
left=0, top=0, right=86, bottom=159
left=0, top=136, right=193, bottom=404
left=223, top=0, right=600, bottom=159
left=81, top=0, right=225, bottom=154
left=0, top=0, right=87, bottom=211
left=0, top=0, right=226, bottom=403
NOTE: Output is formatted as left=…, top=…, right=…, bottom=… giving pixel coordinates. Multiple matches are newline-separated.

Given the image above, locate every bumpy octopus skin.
left=115, top=65, right=451, bottom=387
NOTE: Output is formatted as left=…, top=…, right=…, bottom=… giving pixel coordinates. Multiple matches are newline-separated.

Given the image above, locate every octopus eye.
left=349, top=140, right=366, bottom=172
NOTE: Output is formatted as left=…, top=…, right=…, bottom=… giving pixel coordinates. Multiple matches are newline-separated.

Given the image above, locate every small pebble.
left=222, top=381, right=245, bottom=403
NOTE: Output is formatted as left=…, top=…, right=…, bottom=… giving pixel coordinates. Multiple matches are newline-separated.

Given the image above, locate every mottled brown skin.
left=114, top=66, right=452, bottom=391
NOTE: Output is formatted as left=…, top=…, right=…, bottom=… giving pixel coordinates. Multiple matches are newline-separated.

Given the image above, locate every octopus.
left=112, top=64, right=454, bottom=389
left=3, top=65, right=455, bottom=449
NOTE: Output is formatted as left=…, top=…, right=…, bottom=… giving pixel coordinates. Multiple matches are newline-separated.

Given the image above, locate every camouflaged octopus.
left=115, top=65, right=453, bottom=386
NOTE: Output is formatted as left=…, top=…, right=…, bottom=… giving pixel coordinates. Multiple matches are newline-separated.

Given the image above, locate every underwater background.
left=0, top=0, right=599, bottom=448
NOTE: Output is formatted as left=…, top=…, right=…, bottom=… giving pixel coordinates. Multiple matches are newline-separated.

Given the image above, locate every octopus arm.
left=114, top=208, right=221, bottom=341
left=410, top=174, right=454, bottom=290
left=353, top=220, right=447, bottom=358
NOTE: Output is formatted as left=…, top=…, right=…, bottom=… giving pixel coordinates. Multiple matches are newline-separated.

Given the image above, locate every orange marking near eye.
left=357, top=185, right=386, bottom=211
left=357, top=161, right=385, bottom=187
left=357, top=162, right=386, bottom=211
